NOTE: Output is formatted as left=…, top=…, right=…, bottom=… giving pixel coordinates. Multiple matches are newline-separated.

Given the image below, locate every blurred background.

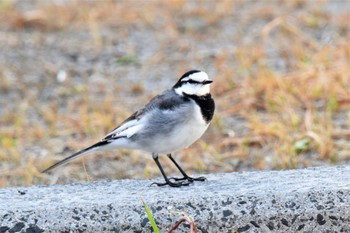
left=0, top=0, right=349, bottom=187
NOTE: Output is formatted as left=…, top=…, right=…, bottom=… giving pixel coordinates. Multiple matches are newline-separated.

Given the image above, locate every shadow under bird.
left=43, top=70, right=215, bottom=187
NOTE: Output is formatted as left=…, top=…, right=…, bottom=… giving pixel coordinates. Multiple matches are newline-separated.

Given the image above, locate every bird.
left=42, top=70, right=215, bottom=187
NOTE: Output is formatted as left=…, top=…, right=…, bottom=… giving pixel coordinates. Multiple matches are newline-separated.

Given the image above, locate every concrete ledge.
left=1, top=166, right=350, bottom=232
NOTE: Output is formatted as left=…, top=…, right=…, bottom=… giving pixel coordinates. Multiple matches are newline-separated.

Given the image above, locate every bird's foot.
left=169, top=176, right=206, bottom=183
left=151, top=179, right=191, bottom=187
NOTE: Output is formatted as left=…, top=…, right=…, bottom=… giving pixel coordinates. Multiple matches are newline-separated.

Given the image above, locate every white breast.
left=151, top=102, right=209, bottom=154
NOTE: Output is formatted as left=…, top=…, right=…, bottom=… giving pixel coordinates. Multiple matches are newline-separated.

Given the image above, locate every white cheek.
left=175, top=83, right=210, bottom=96
left=197, top=85, right=210, bottom=96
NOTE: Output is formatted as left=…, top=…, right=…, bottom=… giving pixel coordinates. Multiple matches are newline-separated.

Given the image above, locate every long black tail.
left=42, top=140, right=110, bottom=173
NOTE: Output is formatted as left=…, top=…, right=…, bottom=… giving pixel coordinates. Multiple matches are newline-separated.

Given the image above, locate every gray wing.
left=103, top=89, right=189, bottom=141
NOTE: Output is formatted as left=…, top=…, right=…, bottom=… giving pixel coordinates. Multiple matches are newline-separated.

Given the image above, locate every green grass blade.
left=141, top=198, right=160, bottom=233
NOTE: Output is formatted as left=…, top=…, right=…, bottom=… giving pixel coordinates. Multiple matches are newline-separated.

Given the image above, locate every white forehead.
left=181, top=71, right=209, bottom=82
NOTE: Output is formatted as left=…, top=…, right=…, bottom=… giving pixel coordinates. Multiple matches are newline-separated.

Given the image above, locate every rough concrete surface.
left=1, top=166, right=350, bottom=233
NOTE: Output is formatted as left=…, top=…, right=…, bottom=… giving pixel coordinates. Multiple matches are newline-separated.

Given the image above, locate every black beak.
left=203, top=80, right=213, bottom=85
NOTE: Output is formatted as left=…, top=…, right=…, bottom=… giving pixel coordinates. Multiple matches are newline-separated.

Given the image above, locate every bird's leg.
left=150, top=153, right=190, bottom=187
left=167, top=154, right=206, bottom=182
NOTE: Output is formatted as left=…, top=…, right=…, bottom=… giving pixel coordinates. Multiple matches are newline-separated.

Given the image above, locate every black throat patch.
left=184, top=93, right=215, bottom=123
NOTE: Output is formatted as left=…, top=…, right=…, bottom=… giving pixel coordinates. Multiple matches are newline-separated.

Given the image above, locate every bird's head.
left=173, top=70, right=213, bottom=96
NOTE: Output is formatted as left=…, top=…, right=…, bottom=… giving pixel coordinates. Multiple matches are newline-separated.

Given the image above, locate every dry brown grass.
left=219, top=40, right=350, bottom=167
left=0, top=0, right=349, bottom=187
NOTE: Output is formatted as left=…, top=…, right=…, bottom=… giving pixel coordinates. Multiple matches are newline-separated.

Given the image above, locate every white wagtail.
left=43, top=70, right=215, bottom=187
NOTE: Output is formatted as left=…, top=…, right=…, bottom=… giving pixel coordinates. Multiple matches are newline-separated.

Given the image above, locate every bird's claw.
left=151, top=179, right=191, bottom=187
left=169, top=176, right=207, bottom=182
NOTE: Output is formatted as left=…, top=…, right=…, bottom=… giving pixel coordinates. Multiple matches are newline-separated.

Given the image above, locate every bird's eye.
left=183, top=80, right=200, bottom=84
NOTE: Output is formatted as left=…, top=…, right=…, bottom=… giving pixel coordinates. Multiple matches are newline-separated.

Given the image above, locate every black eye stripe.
left=183, top=80, right=201, bottom=84
left=182, top=80, right=212, bottom=85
